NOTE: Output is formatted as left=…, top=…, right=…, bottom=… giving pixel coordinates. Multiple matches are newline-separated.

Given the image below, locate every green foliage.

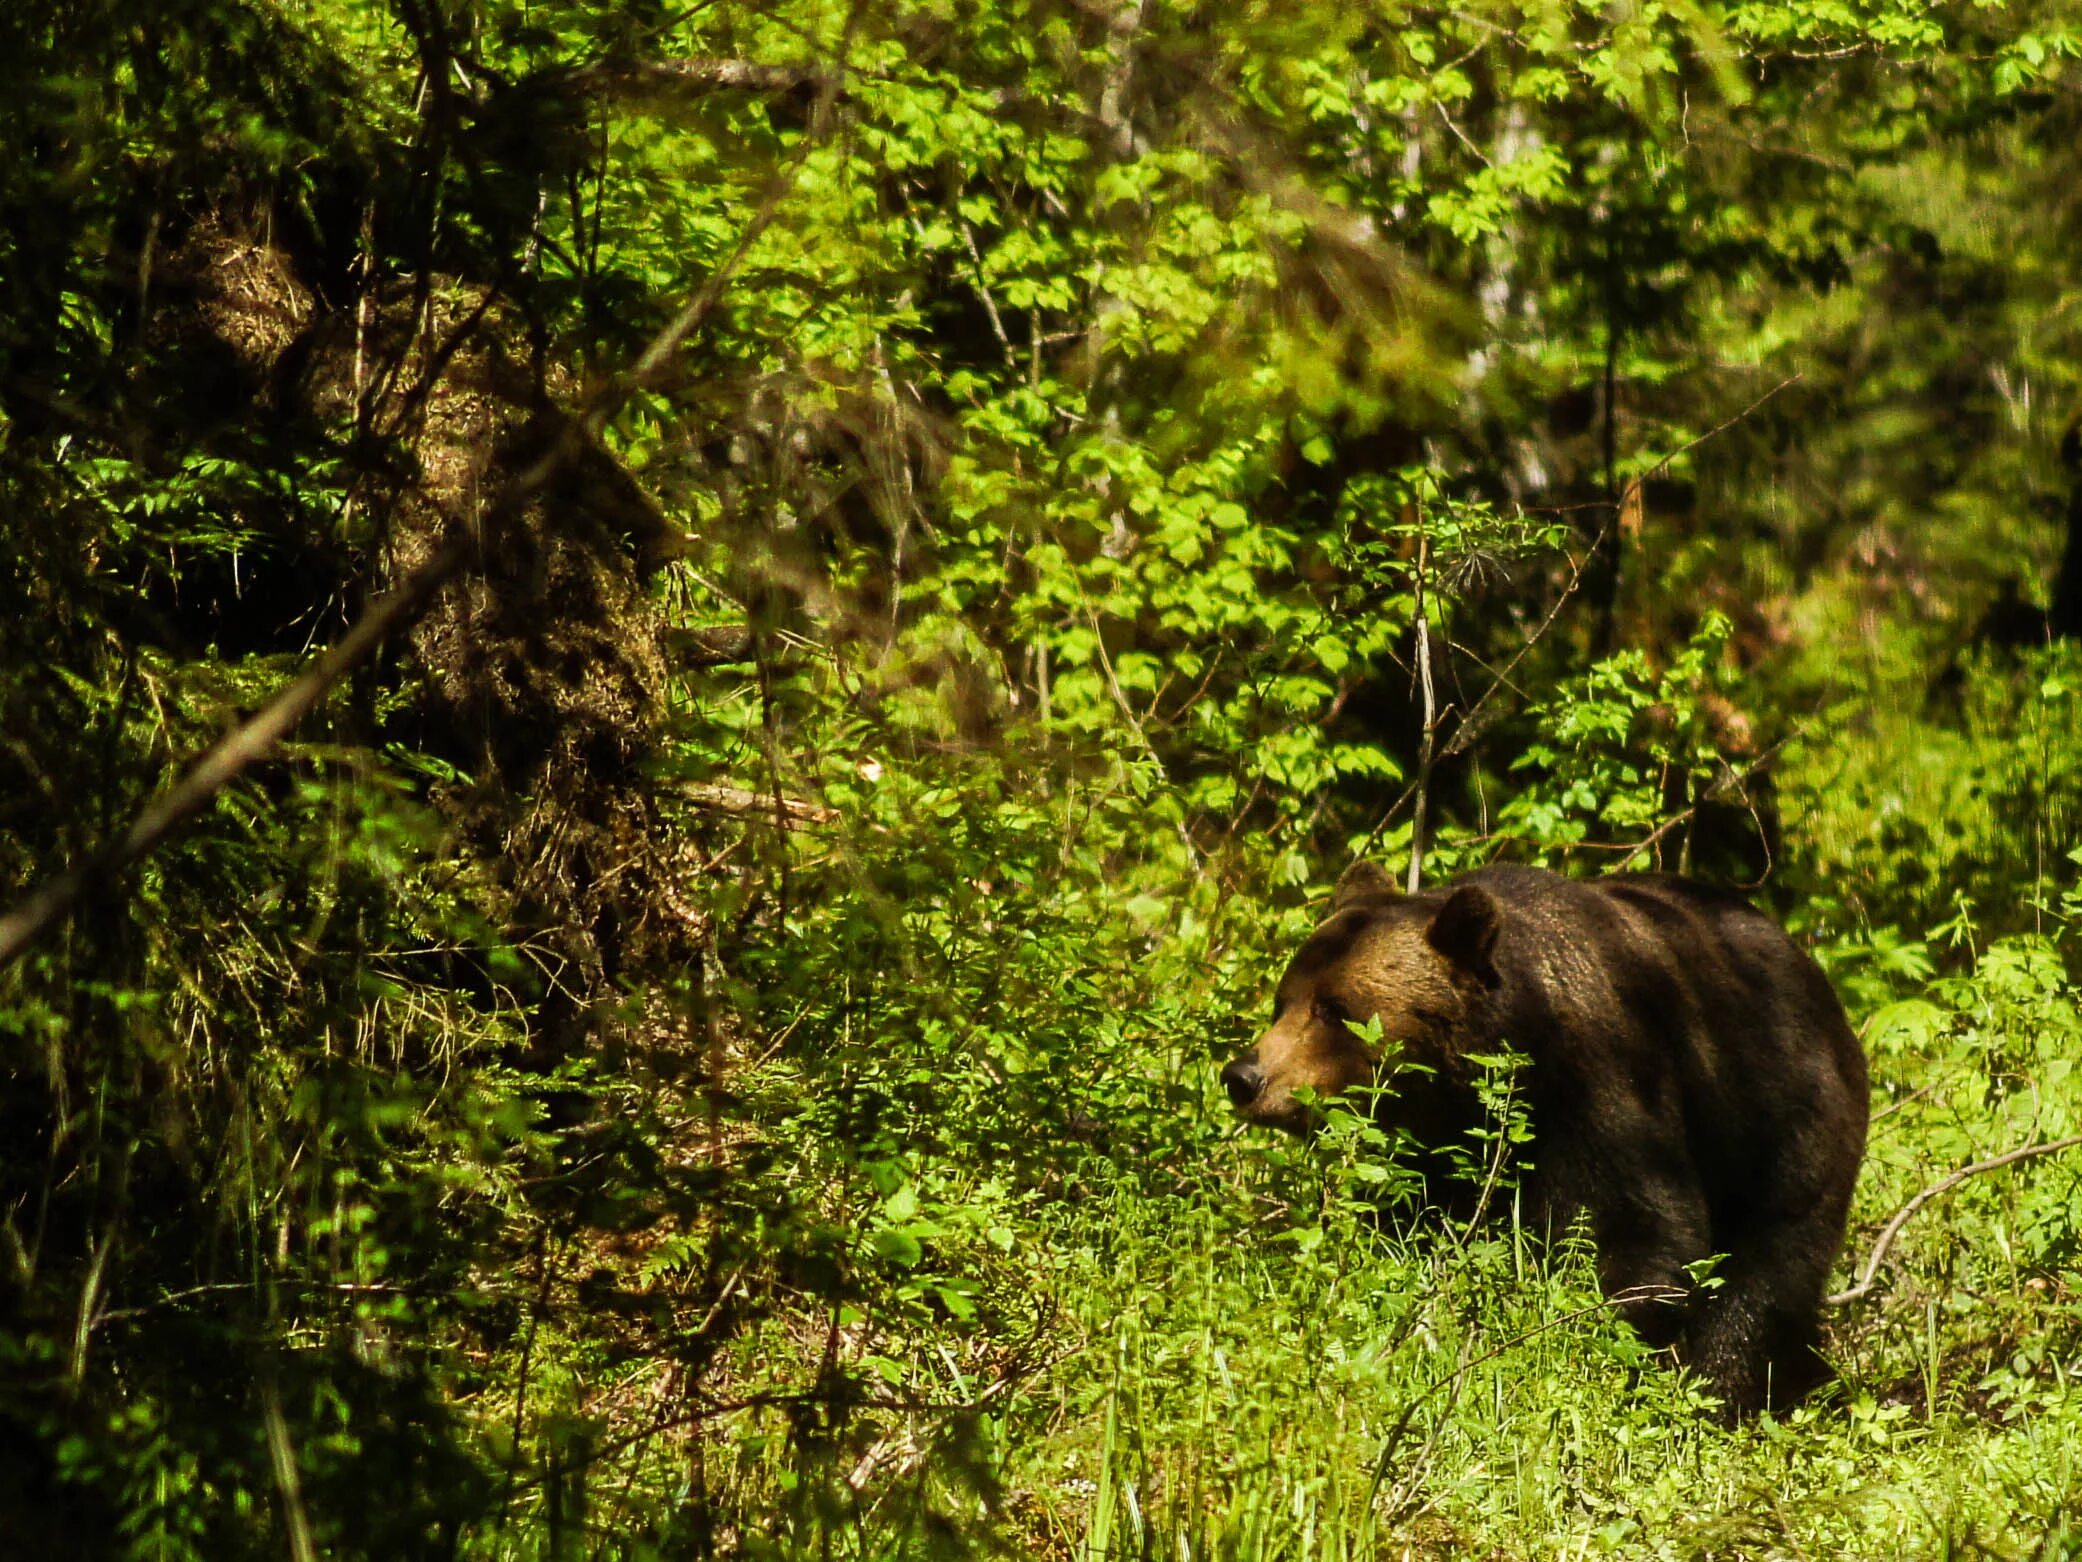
left=1787, top=644, right=2082, bottom=941
left=1500, top=613, right=1746, bottom=868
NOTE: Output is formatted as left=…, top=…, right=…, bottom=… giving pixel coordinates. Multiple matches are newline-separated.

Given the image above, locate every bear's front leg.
left=1587, top=1178, right=1712, bottom=1351
left=1541, top=1128, right=1713, bottom=1351
left=1679, top=1223, right=1839, bottom=1418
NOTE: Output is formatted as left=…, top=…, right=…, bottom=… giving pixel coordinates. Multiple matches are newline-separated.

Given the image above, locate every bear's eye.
left=1410, top=1006, right=1449, bottom=1029
left=1314, top=995, right=1352, bottom=1027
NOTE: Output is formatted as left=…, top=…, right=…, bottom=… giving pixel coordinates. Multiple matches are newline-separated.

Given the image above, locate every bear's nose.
left=1220, top=1057, right=1264, bottom=1110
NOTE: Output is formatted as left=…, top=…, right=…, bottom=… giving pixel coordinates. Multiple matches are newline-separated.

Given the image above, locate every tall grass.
left=467, top=912, right=2082, bottom=1559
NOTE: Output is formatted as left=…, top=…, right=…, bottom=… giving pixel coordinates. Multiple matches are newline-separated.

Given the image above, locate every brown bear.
left=1220, top=861, right=1868, bottom=1417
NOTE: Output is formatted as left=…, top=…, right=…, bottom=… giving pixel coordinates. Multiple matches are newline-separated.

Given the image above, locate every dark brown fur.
left=1221, top=862, right=1868, bottom=1417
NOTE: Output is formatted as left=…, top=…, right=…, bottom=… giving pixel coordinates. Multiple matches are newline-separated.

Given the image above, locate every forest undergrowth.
left=471, top=647, right=2082, bottom=1562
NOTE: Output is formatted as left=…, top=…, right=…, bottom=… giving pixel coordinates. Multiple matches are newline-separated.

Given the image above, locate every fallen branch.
left=674, top=782, right=838, bottom=826
left=570, top=58, right=833, bottom=99
left=1827, top=1134, right=2082, bottom=1307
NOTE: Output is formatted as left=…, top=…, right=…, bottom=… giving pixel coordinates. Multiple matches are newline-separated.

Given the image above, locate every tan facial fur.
left=1226, top=908, right=1473, bottom=1132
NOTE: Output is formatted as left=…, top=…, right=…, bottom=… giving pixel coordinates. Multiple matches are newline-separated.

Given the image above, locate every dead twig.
left=1441, top=524, right=1604, bottom=760
left=1442, top=378, right=1803, bottom=770
left=666, top=625, right=757, bottom=666
left=1081, top=599, right=1201, bottom=869
left=1629, top=374, right=1804, bottom=492
left=1828, top=1135, right=2082, bottom=1307
left=624, top=22, right=857, bottom=398
left=1344, top=379, right=1804, bottom=883
left=1349, top=525, right=1604, bottom=869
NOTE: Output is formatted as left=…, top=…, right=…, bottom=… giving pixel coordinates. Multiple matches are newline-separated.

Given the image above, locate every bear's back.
left=1462, top=865, right=1865, bottom=1220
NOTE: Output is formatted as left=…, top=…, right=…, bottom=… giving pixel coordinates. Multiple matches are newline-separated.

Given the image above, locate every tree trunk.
left=2050, top=414, right=2082, bottom=639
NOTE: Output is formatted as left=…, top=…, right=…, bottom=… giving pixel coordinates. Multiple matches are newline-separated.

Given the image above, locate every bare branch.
left=1348, top=524, right=1603, bottom=869
left=957, top=219, right=1020, bottom=370
left=1407, top=517, right=1440, bottom=893
left=1631, top=373, right=1803, bottom=488
left=572, top=58, right=832, bottom=98
left=672, top=783, right=838, bottom=827
left=1355, top=377, right=1808, bottom=874
left=1437, top=522, right=1606, bottom=763
left=1612, top=727, right=1801, bottom=864
left=624, top=16, right=860, bottom=399
left=1828, top=1134, right=2082, bottom=1307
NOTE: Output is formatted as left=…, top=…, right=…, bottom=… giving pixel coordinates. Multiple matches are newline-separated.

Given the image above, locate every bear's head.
left=1220, top=861, right=1504, bottom=1134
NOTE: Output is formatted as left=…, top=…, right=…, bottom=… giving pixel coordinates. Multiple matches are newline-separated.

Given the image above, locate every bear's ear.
left=1426, top=884, right=1502, bottom=987
left=1331, top=860, right=1399, bottom=911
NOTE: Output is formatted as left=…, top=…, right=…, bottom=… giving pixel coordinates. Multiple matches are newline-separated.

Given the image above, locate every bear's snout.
left=1219, top=1056, right=1263, bottom=1110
